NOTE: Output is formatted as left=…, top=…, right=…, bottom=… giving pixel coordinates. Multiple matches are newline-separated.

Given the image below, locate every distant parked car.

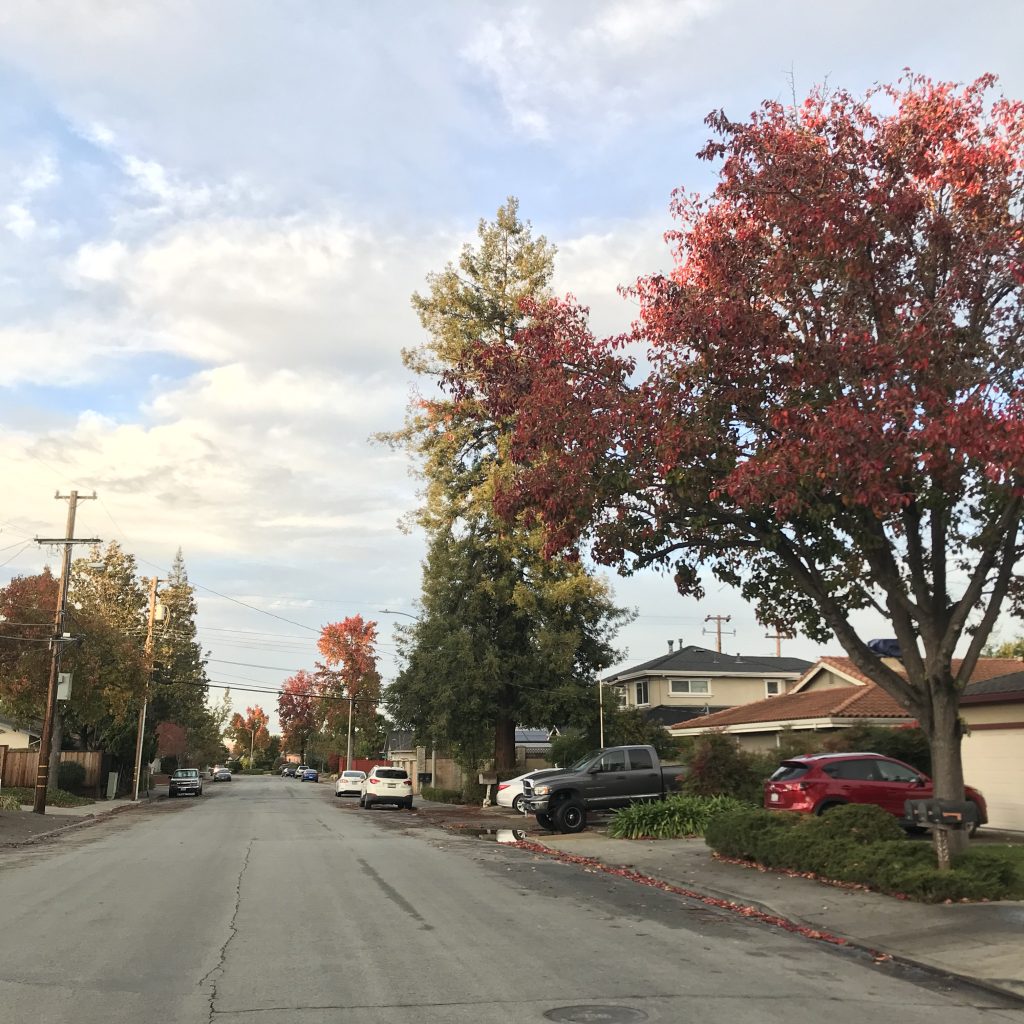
left=335, top=770, right=366, bottom=797
left=497, top=769, right=549, bottom=814
left=301, top=768, right=319, bottom=782
left=168, top=768, right=203, bottom=798
left=281, top=764, right=297, bottom=777
left=360, top=766, right=413, bottom=809
left=212, top=768, right=232, bottom=782
left=294, top=765, right=310, bottom=779
left=764, top=752, right=988, bottom=834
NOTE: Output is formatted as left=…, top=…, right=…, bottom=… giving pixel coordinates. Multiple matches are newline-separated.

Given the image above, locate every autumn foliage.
left=459, top=74, right=1024, bottom=818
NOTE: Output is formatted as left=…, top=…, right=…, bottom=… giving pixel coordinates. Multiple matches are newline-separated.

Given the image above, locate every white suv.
left=360, top=766, right=413, bottom=809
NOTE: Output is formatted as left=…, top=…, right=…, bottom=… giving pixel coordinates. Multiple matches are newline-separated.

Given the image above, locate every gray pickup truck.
left=522, top=745, right=687, bottom=833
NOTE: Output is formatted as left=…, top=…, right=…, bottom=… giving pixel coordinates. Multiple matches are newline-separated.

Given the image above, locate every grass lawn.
left=2, top=787, right=95, bottom=808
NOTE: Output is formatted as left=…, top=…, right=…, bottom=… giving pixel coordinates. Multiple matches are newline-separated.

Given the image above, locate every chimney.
left=667, top=640, right=674, bottom=653
left=678, top=638, right=683, bottom=650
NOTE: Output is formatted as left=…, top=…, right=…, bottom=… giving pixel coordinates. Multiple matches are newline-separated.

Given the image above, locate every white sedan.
left=497, top=770, right=550, bottom=814
left=335, top=770, right=366, bottom=797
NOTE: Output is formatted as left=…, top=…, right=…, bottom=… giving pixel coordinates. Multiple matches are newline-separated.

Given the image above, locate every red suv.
left=764, top=753, right=987, bottom=833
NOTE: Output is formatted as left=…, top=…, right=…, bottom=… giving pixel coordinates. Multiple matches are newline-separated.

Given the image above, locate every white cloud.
left=462, top=0, right=727, bottom=141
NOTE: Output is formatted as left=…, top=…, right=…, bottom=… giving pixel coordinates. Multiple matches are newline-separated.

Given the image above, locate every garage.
left=960, top=673, right=1024, bottom=833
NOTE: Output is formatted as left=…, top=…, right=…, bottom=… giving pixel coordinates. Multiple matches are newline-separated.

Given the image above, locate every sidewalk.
left=533, top=833, right=1024, bottom=1002
left=0, top=794, right=156, bottom=846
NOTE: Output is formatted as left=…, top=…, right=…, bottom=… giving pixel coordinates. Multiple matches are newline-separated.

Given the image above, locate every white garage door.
left=962, top=728, right=1024, bottom=832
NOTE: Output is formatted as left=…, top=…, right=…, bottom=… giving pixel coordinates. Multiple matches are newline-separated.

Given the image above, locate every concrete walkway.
left=534, top=833, right=1024, bottom=1002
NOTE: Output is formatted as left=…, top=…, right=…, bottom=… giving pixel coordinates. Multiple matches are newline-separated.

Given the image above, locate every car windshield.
left=173, top=770, right=199, bottom=779
left=375, top=769, right=408, bottom=779
left=568, top=751, right=604, bottom=772
left=343, top=772, right=365, bottom=779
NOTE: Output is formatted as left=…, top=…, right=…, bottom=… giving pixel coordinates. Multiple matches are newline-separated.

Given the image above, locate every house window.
left=765, top=679, right=784, bottom=698
left=635, top=681, right=649, bottom=705
left=669, top=679, right=710, bottom=695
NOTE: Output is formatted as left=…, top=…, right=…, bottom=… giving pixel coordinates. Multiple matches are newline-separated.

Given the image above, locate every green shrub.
left=704, top=805, right=1015, bottom=902
left=421, top=787, right=464, bottom=803
left=57, top=761, right=87, bottom=792
left=814, top=803, right=906, bottom=844
left=681, top=732, right=768, bottom=804
left=704, top=807, right=799, bottom=859
left=822, top=724, right=931, bottom=776
left=0, top=793, right=21, bottom=810
left=609, top=794, right=748, bottom=839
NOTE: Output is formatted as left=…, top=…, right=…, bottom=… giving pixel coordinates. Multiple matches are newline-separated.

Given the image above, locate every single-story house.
left=0, top=715, right=41, bottom=749
left=606, top=643, right=813, bottom=728
left=670, top=655, right=1024, bottom=832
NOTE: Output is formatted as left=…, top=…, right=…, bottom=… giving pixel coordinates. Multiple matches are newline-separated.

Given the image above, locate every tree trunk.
left=918, top=681, right=970, bottom=859
left=494, top=716, right=516, bottom=772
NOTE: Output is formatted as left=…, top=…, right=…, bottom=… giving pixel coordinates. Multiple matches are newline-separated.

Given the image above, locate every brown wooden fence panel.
left=0, top=749, right=103, bottom=789
left=0, top=749, right=37, bottom=788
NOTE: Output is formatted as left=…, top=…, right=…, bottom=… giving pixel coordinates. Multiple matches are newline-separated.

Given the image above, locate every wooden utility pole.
left=33, top=490, right=99, bottom=814
left=345, top=695, right=354, bottom=772
left=703, top=614, right=734, bottom=654
left=133, top=575, right=162, bottom=801
left=764, top=629, right=792, bottom=657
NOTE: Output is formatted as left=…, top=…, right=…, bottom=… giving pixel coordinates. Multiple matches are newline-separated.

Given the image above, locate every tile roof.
left=669, top=683, right=909, bottom=731
left=606, top=644, right=812, bottom=681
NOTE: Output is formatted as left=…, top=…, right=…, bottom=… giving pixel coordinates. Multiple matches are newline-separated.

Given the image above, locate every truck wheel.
left=553, top=800, right=587, bottom=834
left=535, top=811, right=555, bottom=830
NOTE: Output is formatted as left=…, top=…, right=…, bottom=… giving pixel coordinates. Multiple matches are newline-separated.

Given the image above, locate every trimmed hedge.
left=704, top=804, right=1016, bottom=902
left=609, top=794, right=748, bottom=839
left=57, top=761, right=87, bottom=792
left=421, top=787, right=464, bottom=804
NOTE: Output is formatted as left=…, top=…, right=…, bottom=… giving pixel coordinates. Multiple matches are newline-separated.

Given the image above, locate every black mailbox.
left=904, top=798, right=974, bottom=829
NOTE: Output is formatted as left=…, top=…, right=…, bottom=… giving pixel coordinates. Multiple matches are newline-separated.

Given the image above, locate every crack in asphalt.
left=357, top=856, right=434, bottom=930
left=199, top=837, right=255, bottom=1024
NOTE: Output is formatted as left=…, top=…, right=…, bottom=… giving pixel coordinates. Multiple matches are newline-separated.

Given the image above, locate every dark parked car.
left=212, top=768, right=232, bottom=782
left=522, top=745, right=688, bottom=833
left=764, top=752, right=988, bottom=833
left=281, top=764, right=297, bottom=777
left=301, top=768, right=319, bottom=782
left=168, top=768, right=203, bottom=798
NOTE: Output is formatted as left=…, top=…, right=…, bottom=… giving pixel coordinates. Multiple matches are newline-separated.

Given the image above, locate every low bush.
left=0, top=793, right=21, bottom=811
left=57, top=761, right=87, bottom=793
left=680, top=732, right=770, bottom=805
left=421, top=787, right=464, bottom=804
left=0, top=787, right=94, bottom=808
left=704, top=804, right=1016, bottom=902
left=609, top=794, right=748, bottom=839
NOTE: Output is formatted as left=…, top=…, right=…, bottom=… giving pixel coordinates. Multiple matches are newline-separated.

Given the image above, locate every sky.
left=2, top=1, right=1023, bottom=732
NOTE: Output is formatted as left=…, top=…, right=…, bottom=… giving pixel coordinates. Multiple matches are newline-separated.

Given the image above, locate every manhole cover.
left=543, top=1007, right=648, bottom=1023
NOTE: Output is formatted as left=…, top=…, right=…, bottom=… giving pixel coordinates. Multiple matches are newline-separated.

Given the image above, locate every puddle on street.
left=465, top=827, right=534, bottom=843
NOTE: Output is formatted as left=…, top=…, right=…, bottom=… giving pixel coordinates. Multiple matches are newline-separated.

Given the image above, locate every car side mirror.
left=588, top=765, right=601, bottom=774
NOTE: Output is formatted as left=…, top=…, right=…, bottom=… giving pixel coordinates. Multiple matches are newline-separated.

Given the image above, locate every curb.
left=520, top=838, right=1024, bottom=1007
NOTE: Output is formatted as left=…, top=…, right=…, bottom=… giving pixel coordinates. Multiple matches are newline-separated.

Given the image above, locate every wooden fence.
left=0, top=748, right=104, bottom=789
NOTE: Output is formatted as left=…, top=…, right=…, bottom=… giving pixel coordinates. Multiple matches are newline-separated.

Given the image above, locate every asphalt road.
left=0, top=776, right=1020, bottom=1024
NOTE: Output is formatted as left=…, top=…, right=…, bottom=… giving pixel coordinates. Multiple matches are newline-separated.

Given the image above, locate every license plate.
left=387, top=784, right=396, bottom=789
left=770, top=792, right=779, bottom=802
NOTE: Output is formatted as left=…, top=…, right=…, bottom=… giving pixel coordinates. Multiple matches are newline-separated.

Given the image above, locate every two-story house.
left=605, top=643, right=813, bottom=728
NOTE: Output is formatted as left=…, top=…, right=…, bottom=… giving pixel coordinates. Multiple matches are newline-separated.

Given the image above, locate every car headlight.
left=532, top=785, right=550, bottom=796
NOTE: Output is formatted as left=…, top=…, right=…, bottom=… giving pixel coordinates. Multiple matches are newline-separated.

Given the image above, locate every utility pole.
left=764, top=629, right=792, bottom=658
left=703, top=614, right=735, bottom=654
left=345, top=695, right=354, bottom=771
left=597, top=679, right=605, bottom=748
left=133, top=575, right=163, bottom=801
left=33, top=490, right=99, bottom=814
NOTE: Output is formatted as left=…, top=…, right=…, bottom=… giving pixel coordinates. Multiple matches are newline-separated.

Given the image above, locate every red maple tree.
left=461, top=73, right=1024, bottom=840
left=277, top=670, right=320, bottom=761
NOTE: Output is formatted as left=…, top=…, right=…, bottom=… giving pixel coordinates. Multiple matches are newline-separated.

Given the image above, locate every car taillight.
left=370, top=778, right=378, bottom=784
left=497, top=784, right=509, bottom=790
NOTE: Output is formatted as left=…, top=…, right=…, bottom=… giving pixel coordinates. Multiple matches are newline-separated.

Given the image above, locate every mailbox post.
left=904, top=798, right=974, bottom=870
